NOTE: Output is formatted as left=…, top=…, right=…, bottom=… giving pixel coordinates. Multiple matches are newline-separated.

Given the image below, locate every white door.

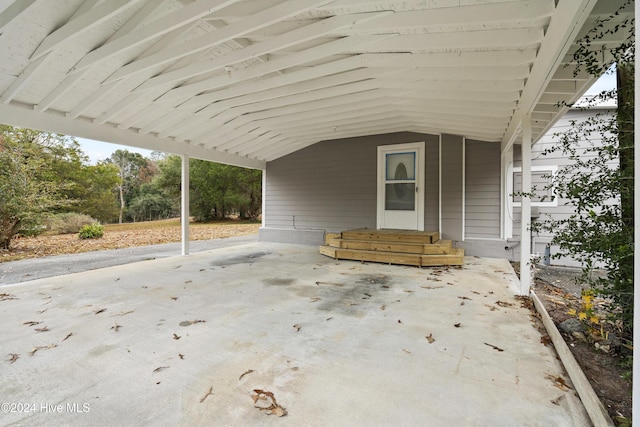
left=377, top=142, right=425, bottom=230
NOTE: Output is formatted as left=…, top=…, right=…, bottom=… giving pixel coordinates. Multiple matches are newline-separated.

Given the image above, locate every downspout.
left=181, top=154, right=190, bottom=256
left=519, top=114, right=532, bottom=295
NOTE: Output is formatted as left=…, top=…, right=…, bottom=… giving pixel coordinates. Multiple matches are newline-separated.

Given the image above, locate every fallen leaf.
left=199, top=386, right=213, bottom=403
left=62, top=332, right=73, bottom=341
left=239, top=369, right=255, bottom=381
left=251, top=389, right=287, bottom=417
left=293, top=324, right=301, bottom=332
left=540, top=336, right=552, bottom=346
left=403, top=290, right=413, bottom=293
left=94, top=308, right=107, bottom=315
left=458, top=296, right=472, bottom=301
left=309, top=297, right=321, bottom=303
left=495, top=300, right=515, bottom=308
left=179, top=353, right=185, bottom=360
left=0, top=293, right=17, bottom=301
left=111, top=323, right=122, bottom=332
left=545, top=374, right=572, bottom=391
left=111, top=310, right=134, bottom=317
left=173, top=333, right=181, bottom=340
left=8, top=353, right=19, bottom=364
left=484, top=342, right=504, bottom=352
left=397, top=319, right=402, bottom=324
left=170, top=296, right=178, bottom=301
left=454, top=323, right=461, bottom=328
left=402, top=349, right=411, bottom=354
left=23, top=321, right=42, bottom=326
left=426, top=334, right=435, bottom=344
left=380, top=304, right=386, bottom=310
left=29, top=344, right=57, bottom=356
left=153, top=366, right=169, bottom=373
left=421, top=285, right=444, bottom=290
left=34, top=326, right=49, bottom=332
left=326, top=317, right=333, bottom=321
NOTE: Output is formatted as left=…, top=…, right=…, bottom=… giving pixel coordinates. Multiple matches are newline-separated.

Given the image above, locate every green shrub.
left=47, top=213, right=96, bottom=234
left=78, top=223, right=104, bottom=239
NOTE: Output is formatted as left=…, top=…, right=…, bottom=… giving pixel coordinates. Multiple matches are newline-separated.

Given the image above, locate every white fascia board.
left=0, top=103, right=265, bottom=170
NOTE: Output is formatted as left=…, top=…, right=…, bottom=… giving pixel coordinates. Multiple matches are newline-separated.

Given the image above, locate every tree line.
left=0, top=125, right=261, bottom=249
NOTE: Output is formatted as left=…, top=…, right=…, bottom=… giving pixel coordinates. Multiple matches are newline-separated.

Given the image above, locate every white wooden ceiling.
left=0, top=0, right=632, bottom=169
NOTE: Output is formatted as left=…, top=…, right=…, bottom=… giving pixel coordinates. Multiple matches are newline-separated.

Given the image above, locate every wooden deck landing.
left=319, top=229, right=464, bottom=267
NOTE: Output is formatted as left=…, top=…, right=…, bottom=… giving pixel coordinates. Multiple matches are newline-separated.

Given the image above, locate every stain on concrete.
left=263, top=278, right=295, bottom=286
left=210, top=251, right=269, bottom=267
left=315, top=274, right=394, bottom=316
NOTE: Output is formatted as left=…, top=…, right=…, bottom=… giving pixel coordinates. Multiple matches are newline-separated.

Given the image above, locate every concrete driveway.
left=1, top=242, right=589, bottom=426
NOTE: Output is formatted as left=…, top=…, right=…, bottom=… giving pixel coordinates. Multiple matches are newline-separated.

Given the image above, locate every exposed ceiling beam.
left=0, top=0, right=39, bottom=34
left=30, top=0, right=142, bottom=60
left=0, top=102, right=265, bottom=169
left=350, top=0, right=554, bottom=31
left=156, top=34, right=396, bottom=104
left=128, top=11, right=390, bottom=91
left=501, top=0, right=599, bottom=151
left=70, top=0, right=245, bottom=73
left=106, top=0, right=337, bottom=85
left=0, top=53, right=49, bottom=103
left=34, top=0, right=170, bottom=113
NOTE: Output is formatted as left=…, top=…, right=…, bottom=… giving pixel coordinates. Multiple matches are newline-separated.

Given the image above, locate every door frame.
left=376, top=141, right=425, bottom=231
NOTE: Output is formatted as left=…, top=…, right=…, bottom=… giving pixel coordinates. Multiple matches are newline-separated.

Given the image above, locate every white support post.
left=501, top=145, right=514, bottom=239
left=261, top=169, right=266, bottom=228
left=519, top=115, right=532, bottom=295
left=181, top=154, right=190, bottom=256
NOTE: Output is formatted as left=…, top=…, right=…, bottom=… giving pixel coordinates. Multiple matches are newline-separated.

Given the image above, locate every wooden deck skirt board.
left=326, top=238, right=453, bottom=255
left=341, top=229, right=439, bottom=244
left=319, top=246, right=464, bottom=267
left=320, top=229, right=463, bottom=267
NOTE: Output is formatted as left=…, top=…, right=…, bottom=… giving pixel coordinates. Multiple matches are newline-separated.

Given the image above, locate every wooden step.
left=341, top=228, right=439, bottom=244
left=326, top=237, right=453, bottom=255
left=319, top=246, right=464, bottom=267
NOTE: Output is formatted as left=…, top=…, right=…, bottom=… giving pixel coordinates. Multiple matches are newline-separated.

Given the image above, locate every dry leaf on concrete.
left=199, top=386, right=213, bottom=403
left=545, top=374, right=572, bottom=391
left=29, top=344, right=57, bottom=356
left=239, top=369, right=255, bottom=381
left=23, top=321, right=42, bottom=326
left=251, top=389, right=287, bottom=417
left=8, top=353, right=19, bottom=363
left=425, top=333, right=435, bottom=344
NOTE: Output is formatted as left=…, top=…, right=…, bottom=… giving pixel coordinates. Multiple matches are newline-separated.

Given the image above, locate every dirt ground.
left=0, top=220, right=260, bottom=262
left=531, top=267, right=632, bottom=425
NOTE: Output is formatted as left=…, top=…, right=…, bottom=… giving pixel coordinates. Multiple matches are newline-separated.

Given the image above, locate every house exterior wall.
left=259, top=109, right=609, bottom=267
left=465, top=140, right=501, bottom=239
left=260, top=132, right=440, bottom=244
left=440, top=135, right=463, bottom=241
left=510, top=108, right=616, bottom=266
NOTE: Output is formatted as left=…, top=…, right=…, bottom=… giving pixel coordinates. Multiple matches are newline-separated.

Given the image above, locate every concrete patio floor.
left=1, top=242, right=590, bottom=426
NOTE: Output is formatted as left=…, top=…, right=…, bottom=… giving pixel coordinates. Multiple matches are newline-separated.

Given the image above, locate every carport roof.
left=0, top=0, right=632, bottom=169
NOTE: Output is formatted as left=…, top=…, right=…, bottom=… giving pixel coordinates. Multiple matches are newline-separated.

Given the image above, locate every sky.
left=75, top=71, right=617, bottom=164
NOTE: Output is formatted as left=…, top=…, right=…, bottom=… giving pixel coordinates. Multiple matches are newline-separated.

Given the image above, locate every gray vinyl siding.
left=465, top=140, right=500, bottom=238
left=264, top=132, right=440, bottom=233
left=440, top=134, right=463, bottom=241
left=424, top=141, right=439, bottom=231
left=511, top=108, right=616, bottom=265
